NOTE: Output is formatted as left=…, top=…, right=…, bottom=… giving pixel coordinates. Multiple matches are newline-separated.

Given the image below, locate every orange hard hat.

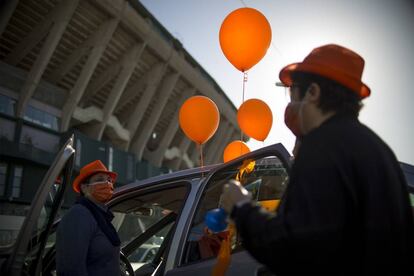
left=279, top=44, right=370, bottom=99
left=72, top=160, right=117, bottom=193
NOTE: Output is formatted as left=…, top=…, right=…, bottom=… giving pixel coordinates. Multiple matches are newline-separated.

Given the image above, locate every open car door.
left=109, top=180, right=193, bottom=276
left=1, top=136, right=75, bottom=276
left=165, top=143, right=291, bottom=276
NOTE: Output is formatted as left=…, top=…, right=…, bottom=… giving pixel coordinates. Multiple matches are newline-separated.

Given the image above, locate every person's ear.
left=305, top=83, right=321, bottom=103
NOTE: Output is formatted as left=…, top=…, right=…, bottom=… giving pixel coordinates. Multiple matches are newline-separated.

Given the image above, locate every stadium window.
left=24, top=105, right=60, bottom=131
left=0, top=163, right=7, bottom=196
left=11, top=165, right=23, bottom=198
left=0, top=94, right=16, bottom=116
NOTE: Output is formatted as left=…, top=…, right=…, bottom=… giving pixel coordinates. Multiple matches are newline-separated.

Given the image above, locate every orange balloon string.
left=240, top=72, right=248, bottom=143
left=242, top=71, right=248, bottom=103
left=199, top=143, right=204, bottom=176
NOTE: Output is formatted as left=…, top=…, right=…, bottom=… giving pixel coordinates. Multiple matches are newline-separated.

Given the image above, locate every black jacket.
left=56, top=199, right=120, bottom=276
left=232, top=114, right=414, bottom=275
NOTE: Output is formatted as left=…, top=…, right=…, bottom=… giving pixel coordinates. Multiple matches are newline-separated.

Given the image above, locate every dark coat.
left=56, top=201, right=120, bottom=276
left=232, top=114, right=414, bottom=275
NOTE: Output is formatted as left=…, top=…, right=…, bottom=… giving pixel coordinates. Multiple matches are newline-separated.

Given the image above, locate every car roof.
left=114, top=163, right=220, bottom=196
left=113, top=143, right=293, bottom=198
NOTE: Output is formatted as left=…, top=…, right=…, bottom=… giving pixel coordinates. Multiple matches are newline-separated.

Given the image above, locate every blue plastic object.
left=205, top=208, right=228, bottom=233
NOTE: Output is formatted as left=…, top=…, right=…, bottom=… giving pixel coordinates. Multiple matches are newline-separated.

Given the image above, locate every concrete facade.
left=0, top=0, right=246, bottom=247
left=0, top=0, right=243, bottom=169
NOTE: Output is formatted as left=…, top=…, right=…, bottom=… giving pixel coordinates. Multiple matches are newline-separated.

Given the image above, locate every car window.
left=21, top=176, right=71, bottom=274
left=4, top=137, right=75, bottom=276
left=128, top=223, right=172, bottom=271
left=0, top=182, right=65, bottom=249
left=111, top=185, right=188, bottom=270
left=183, top=155, right=289, bottom=265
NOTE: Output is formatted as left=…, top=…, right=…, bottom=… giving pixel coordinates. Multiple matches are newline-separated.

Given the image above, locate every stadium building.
left=0, top=0, right=244, bottom=245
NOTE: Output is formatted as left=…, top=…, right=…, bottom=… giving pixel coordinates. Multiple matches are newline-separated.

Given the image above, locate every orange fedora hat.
left=279, top=44, right=370, bottom=99
left=72, top=160, right=117, bottom=193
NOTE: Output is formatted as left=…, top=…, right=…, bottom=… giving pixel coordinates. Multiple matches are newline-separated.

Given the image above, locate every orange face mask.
left=284, top=102, right=302, bottom=137
left=89, top=182, right=113, bottom=203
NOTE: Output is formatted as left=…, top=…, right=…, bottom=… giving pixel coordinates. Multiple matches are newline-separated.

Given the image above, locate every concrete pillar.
left=130, top=71, right=180, bottom=159
left=214, top=128, right=237, bottom=164
left=190, top=144, right=201, bottom=168
left=145, top=88, right=195, bottom=166
left=90, top=43, right=146, bottom=140
left=49, top=23, right=119, bottom=83
left=115, top=68, right=152, bottom=114
left=61, top=18, right=118, bottom=131
left=172, top=137, right=192, bottom=170
left=15, top=0, right=79, bottom=118
left=205, top=120, right=230, bottom=164
left=126, top=63, right=165, bottom=144
left=80, top=61, right=122, bottom=107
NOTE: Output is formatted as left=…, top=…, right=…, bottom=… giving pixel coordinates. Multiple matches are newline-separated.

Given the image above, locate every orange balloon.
left=219, top=8, right=272, bottom=72
left=237, top=99, right=273, bottom=141
left=223, top=140, right=250, bottom=162
left=179, top=96, right=220, bottom=144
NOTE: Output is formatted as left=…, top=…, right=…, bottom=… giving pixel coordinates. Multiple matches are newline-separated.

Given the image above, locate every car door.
left=164, top=143, right=291, bottom=276
left=0, top=136, right=75, bottom=276
left=108, top=179, right=198, bottom=276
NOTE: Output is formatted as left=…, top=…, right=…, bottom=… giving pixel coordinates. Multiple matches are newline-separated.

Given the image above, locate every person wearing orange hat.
left=221, top=44, right=414, bottom=275
left=56, top=160, right=121, bottom=276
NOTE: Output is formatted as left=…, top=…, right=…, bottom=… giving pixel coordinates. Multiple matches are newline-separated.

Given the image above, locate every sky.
left=140, top=0, right=414, bottom=165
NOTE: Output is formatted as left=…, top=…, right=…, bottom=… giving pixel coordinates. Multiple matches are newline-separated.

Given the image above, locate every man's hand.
left=221, top=179, right=252, bottom=214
